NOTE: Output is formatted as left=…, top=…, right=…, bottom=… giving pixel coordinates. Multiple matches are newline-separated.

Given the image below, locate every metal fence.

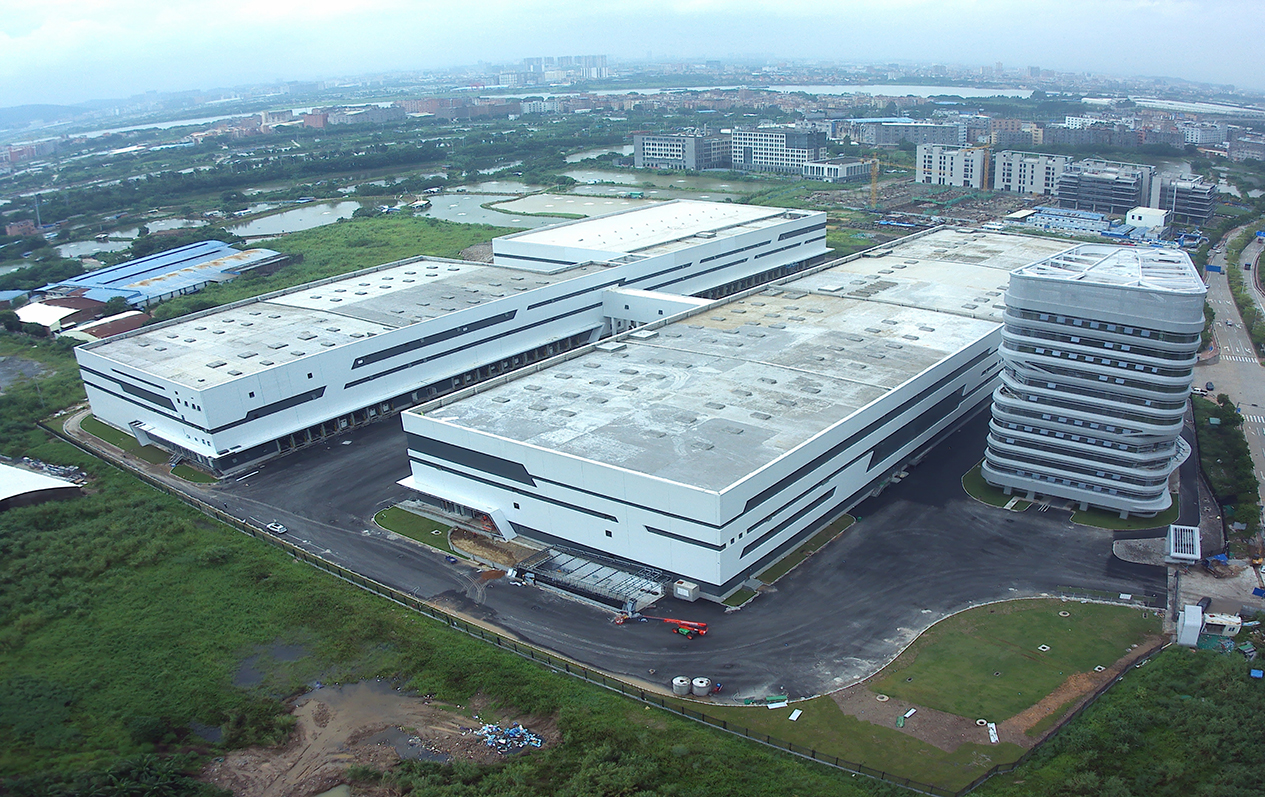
left=38, top=418, right=1168, bottom=796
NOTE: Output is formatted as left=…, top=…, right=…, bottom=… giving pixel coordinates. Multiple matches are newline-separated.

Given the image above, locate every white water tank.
left=691, top=677, right=712, bottom=696
left=672, top=676, right=691, bottom=696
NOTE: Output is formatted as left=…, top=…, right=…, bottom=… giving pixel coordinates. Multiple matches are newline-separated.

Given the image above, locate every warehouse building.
left=982, top=245, right=1204, bottom=517
left=400, top=229, right=1075, bottom=601
left=75, top=202, right=828, bottom=474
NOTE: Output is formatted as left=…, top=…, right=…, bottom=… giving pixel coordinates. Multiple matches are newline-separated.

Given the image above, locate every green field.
left=702, top=696, right=1024, bottom=792
left=1071, top=498, right=1179, bottom=531
left=373, top=507, right=463, bottom=557
left=872, top=600, right=1159, bottom=721
left=78, top=414, right=169, bottom=464
left=148, top=216, right=513, bottom=322
left=961, top=463, right=1030, bottom=510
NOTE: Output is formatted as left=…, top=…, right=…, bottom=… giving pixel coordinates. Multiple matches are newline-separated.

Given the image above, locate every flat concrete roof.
left=495, top=200, right=801, bottom=256
left=1014, top=244, right=1204, bottom=294
left=83, top=256, right=608, bottom=388
left=418, top=229, right=1071, bottom=492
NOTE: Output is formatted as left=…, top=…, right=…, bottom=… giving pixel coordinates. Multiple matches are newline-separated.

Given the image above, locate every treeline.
left=1223, top=221, right=1265, bottom=356
left=1192, top=394, right=1261, bottom=540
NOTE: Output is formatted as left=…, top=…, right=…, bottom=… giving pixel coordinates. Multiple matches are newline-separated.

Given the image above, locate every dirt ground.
left=450, top=528, right=537, bottom=568
left=201, top=681, right=556, bottom=797
left=830, top=635, right=1166, bottom=753
left=458, top=242, right=493, bottom=262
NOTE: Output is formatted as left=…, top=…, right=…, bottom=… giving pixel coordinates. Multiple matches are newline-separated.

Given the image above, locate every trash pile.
left=475, top=723, right=543, bottom=754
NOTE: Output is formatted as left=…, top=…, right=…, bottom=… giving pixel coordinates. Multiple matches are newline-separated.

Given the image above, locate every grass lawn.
left=758, top=514, right=854, bottom=584
left=1071, top=496, right=1179, bottom=530
left=77, top=414, right=169, bottom=464
left=700, top=695, right=1025, bottom=791
left=872, top=599, right=1159, bottom=722
left=171, top=463, right=218, bottom=484
left=374, top=506, right=463, bottom=557
left=723, top=588, right=756, bottom=607
left=961, top=463, right=1030, bottom=510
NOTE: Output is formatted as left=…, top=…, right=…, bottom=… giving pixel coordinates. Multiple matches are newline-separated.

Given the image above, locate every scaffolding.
left=519, top=546, right=665, bottom=613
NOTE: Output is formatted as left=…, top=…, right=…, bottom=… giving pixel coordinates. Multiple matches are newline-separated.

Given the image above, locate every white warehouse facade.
left=982, top=245, right=1205, bottom=517
left=400, top=230, right=1076, bottom=600
left=76, top=201, right=828, bottom=475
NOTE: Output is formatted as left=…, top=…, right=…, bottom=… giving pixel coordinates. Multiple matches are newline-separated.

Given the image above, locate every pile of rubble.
left=474, top=723, right=543, bottom=754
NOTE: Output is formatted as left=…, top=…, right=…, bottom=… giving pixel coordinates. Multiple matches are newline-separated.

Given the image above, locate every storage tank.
left=672, top=677, right=691, bottom=696
left=691, top=677, right=712, bottom=696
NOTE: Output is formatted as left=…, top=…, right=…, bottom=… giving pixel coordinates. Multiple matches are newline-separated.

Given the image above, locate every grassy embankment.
left=373, top=507, right=464, bottom=558
left=962, top=462, right=1177, bottom=530
left=1192, top=395, right=1261, bottom=542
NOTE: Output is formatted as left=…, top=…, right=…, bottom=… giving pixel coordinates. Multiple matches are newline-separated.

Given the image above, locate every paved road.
left=190, top=411, right=1166, bottom=701
left=1199, top=229, right=1265, bottom=506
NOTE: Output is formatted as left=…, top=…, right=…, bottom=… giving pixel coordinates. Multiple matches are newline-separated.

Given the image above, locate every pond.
left=415, top=194, right=556, bottom=228
left=562, top=169, right=639, bottom=185
left=464, top=180, right=542, bottom=195
left=494, top=194, right=662, bottom=217
left=226, top=201, right=363, bottom=237
left=55, top=239, right=131, bottom=258
left=565, top=145, right=633, bottom=163
left=569, top=184, right=742, bottom=203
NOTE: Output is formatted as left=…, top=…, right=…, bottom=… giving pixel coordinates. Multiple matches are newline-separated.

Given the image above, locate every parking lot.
left=195, top=410, right=1169, bottom=700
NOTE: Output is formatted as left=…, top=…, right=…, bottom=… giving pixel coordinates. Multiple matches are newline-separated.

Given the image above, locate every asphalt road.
left=190, top=410, right=1167, bottom=701
left=1201, top=231, right=1265, bottom=501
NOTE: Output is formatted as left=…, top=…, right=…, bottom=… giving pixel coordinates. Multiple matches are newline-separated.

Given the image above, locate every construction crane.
left=614, top=614, right=709, bottom=639
left=868, top=157, right=912, bottom=207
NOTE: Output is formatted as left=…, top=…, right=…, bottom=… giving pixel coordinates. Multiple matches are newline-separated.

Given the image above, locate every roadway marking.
left=1222, top=355, right=1260, bottom=363
left=1246, top=415, right=1265, bottom=424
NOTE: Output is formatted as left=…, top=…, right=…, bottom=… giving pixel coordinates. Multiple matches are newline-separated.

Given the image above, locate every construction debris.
left=475, top=723, right=544, bottom=754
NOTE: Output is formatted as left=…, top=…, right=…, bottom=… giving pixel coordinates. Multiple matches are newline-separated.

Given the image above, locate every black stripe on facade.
left=645, top=525, right=726, bottom=551
left=778, top=221, right=827, bottom=241
left=406, top=432, right=536, bottom=487
left=494, top=252, right=576, bottom=267
left=351, top=310, right=517, bottom=370
left=741, top=487, right=836, bottom=558
left=407, top=455, right=618, bottom=522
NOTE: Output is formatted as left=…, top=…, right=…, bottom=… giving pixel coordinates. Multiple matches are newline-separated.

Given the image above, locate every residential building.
left=915, top=144, right=988, bottom=189
left=993, top=151, right=1070, bottom=196
left=1229, top=135, right=1265, bottom=163
left=634, top=133, right=731, bottom=170
left=983, top=245, right=1205, bottom=517
left=76, top=202, right=829, bottom=476
left=731, top=129, right=827, bottom=174
left=1057, top=160, right=1156, bottom=216
left=856, top=121, right=959, bottom=147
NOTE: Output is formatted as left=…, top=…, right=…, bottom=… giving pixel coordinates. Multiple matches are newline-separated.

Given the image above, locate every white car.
left=265, top=522, right=288, bottom=534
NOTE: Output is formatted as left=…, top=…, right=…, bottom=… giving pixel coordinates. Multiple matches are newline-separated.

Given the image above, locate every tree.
left=103, top=296, right=130, bottom=316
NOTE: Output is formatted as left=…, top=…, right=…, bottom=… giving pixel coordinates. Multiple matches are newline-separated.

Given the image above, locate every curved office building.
left=983, top=244, right=1205, bottom=517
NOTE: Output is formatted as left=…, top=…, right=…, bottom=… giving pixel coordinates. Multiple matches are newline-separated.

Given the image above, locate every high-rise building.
left=983, top=245, right=1205, bottom=518
left=915, top=144, right=988, bottom=189
left=731, top=128, right=827, bottom=174
left=993, top=151, right=1070, bottom=196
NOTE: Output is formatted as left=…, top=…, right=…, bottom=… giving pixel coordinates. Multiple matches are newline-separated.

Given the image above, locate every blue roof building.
left=40, top=241, right=287, bottom=308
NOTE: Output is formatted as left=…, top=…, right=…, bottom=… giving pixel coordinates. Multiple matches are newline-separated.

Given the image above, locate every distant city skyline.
left=1, top=0, right=1262, bottom=108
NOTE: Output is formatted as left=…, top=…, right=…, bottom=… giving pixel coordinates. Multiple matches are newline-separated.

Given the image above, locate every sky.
left=1, top=0, right=1262, bottom=108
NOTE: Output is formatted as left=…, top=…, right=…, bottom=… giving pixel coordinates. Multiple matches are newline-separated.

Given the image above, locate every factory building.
left=400, top=230, right=1075, bottom=601
left=982, top=245, right=1205, bottom=517
left=75, top=202, right=828, bottom=475
left=39, top=241, right=287, bottom=309
left=633, top=133, right=731, bottom=171
left=993, top=151, right=1070, bottom=196
left=731, top=129, right=828, bottom=174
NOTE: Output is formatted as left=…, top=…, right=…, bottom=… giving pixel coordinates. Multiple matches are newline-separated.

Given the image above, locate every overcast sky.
left=1, top=0, right=1261, bottom=107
